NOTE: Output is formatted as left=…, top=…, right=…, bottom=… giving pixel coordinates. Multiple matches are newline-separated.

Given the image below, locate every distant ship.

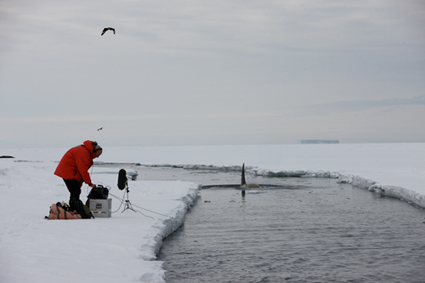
left=300, top=140, right=339, bottom=144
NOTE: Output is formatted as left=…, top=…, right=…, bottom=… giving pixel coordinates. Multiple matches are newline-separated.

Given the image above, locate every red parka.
left=54, top=140, right=96, bottom=186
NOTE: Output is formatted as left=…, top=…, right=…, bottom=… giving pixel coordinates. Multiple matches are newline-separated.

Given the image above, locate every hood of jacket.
left=82, top=140, right=95, bottom=158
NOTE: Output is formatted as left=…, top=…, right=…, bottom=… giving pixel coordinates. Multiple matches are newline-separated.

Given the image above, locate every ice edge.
left=152, top=184, right=200, bottom=257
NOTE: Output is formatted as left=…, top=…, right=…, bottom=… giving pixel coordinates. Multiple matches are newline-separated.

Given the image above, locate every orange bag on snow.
left=48, top=203, right=82, bottom=220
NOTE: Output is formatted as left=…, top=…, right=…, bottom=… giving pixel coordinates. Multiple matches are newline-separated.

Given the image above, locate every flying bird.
left=101, top=27, right=115, bottom=36
left=97, top=127, right=103, bottom=131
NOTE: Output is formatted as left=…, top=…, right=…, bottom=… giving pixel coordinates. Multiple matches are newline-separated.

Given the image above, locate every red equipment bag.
left=47, top=202, right=82, bottom=220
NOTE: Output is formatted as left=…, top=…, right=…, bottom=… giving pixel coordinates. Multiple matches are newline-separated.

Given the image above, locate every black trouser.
left=63, top=179, right=81, bottom=209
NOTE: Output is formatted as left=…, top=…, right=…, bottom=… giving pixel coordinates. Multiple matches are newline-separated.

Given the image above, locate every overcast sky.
left=1, top=0, right=424, bottom=147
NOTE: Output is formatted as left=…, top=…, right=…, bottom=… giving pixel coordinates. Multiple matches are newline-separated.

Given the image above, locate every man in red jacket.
left=55, top=140, right=103, bottom=209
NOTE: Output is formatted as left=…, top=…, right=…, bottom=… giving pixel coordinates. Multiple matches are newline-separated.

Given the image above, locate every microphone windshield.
left=117, top=169, right=128, bottom=190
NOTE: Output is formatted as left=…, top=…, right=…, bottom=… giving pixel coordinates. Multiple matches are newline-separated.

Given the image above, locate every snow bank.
left=0, top=158, right=199, bottom=283
left=336, top=173, right=425, bottom=208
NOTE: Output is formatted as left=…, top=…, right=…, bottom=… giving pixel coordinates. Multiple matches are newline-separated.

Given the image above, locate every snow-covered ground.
left=1, top=143, right=424, bottom=283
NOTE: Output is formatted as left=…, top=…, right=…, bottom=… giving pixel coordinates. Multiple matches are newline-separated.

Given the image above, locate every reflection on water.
left=158, top=177, right=425, bottom=283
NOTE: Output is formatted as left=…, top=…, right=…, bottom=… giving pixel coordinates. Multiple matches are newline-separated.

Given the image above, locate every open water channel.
left=102, top=165, right=425, bottom=282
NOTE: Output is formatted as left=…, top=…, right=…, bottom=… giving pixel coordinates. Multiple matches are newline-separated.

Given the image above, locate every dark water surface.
left=157, top=177, right=425, bottom=283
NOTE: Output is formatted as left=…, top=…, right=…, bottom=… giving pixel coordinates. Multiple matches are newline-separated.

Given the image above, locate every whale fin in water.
left=241, top=163, right=260, bottom=188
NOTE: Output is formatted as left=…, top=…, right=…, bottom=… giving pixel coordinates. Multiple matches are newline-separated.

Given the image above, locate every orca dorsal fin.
left=241, top=163, right=246, bottom=186
left=240, top=163, right=260, bottom=188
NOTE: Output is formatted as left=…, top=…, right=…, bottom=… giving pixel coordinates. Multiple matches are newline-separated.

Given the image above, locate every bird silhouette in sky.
left=101, top=27, right=115, bottom=36
left=97, top=127, right=103, bottom=131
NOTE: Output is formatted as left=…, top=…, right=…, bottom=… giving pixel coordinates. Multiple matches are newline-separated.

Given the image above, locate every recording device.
left=117, top=168, right=135, bottom=212
left=118, top=169, right=128, bottom=190
left=113, top=169, right=166, bottom=218
left=87, top=184, right=109, bottom=199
